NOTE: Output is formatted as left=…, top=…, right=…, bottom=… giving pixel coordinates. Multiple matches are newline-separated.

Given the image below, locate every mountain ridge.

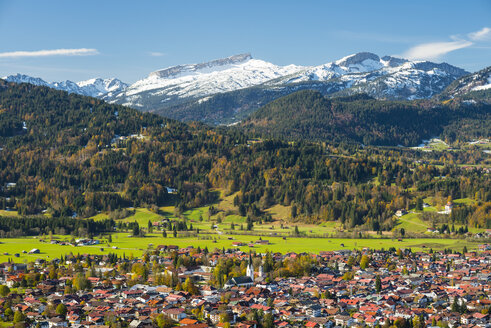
left=149, top=53, right=253, bottom=79
left=3, top=73, right=128, bottom=98
left=439, top=66, right=491, bottom=100
left=4, top=52, right=484, bottom=125
left=105, top=52, right=471, bottom=124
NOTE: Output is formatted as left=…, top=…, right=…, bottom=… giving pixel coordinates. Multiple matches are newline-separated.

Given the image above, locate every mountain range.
left=4, top=52, right=490, bottom=124
left=3, top=74, right=128, bottom=98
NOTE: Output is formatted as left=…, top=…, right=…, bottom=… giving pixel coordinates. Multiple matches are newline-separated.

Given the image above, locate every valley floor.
left=1, top=191, right=488, bottom=263
left=0, top=233, right=483, bottom=263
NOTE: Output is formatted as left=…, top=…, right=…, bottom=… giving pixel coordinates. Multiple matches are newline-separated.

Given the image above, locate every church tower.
left=259, top=265, right=264, bottom=278
left=246, top=252, right=254, bottom=279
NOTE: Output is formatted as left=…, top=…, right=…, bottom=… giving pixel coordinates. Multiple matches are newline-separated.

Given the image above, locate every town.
left=0, top=244, right=490, bottom=328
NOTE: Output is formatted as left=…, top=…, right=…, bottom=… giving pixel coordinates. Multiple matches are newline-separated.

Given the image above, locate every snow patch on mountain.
left=440, top=66, right=491, bottom=98
left=472, top=76, right=491, bottom=91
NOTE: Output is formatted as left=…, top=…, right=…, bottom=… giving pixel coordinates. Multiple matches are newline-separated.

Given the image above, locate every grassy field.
left=89, top=202, right=343, bottom=238
left=265, top=204, right=291, bottom=221
left=0, top=209, right=18, bottom=217
left=467, top=140, right=491, bottom=149
left=2, top=190, right=485, bottom=264
left=85, top=193, right=486, bottom=240
left=423, top=205, right=438, bottom=212
left=394, top=212, right=429, bottom=233
left=394, top=210, right=484, bottom=235
left=0, top=232, right=482, bottom=263
left=411, top=138, right=450, bottom=151
left=453, top=198, right=476, bottom=205
left=426, top=139, right=450, bottom=151
left=393, top=196, right=486, bottom=235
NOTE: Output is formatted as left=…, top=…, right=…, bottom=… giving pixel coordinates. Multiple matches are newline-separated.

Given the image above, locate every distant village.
left=0, top=245, right=490, bottom=328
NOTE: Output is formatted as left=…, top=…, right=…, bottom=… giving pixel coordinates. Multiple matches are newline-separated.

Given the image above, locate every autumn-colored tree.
left=360, top=255, right=370, bottom=270
left=13, top=310, right=25, bottom=323
left=183, top=277, right=199, bottom=295
left=73, top=273, right=91, bottom=291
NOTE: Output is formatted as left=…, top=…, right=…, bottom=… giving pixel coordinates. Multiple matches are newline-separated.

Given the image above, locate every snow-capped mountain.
left=109, top=53, right=303, bottom=109
left=3, top=74, right=128, bottom=98
left=76, top=78, right=129, bottom=98
left=439, top=66, right=491, bottom=99
left=106, top=52, right=468, bottom=118
left=4, top=74, right=49, bottom=87
left=275, top=52, right=400, bottom=84
left=267, top=52, right=468, bottom=100
left=3, top=52, right=472, bottom=124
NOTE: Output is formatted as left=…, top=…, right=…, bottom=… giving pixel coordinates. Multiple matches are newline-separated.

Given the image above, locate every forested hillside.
left=242, top=90, right=491, bottom=146
left=0, top=80, right=489, bottom=235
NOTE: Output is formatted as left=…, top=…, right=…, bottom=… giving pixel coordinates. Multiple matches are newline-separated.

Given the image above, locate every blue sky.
left=0, top=0, right=490, bottom=83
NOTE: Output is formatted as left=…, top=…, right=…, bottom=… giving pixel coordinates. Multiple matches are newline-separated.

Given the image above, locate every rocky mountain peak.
left=336, top=52, right=380, bottom=67
left=4, top=74, right=50, bottom=87
left=149, top=53, right=253, bottom=79
left=381, top=56, right=408, bottom=67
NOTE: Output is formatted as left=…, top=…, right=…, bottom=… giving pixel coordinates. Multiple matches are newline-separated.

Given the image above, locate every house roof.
left=226, top=276, right=253, bottom=286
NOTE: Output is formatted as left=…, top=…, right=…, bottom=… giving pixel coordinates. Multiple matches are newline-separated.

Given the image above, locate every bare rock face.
left=335, top=52, right=380, bottom=67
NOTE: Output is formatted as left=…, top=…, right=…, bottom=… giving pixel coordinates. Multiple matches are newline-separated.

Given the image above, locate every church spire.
left=247, top=251, right=254, bottom=279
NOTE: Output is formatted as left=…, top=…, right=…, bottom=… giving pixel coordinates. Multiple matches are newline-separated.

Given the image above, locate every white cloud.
left=0, top=48, right=99, bottom=58
left=402, top=27, right=491, bottom=61
left=468, top=27, right=491, bottom=41
left=148, top=52, right=165, bottom=57
left=403, top=40, right=473, bottom=61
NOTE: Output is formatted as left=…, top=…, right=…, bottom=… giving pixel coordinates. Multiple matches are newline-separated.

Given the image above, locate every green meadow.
left=0, top=232, right=481, bottom=263
left=89, top=204, right=343, bottom=238
left=92, top=194, right=484, bottom=238
left=1, top=193, right=486, bottom=263
left=394, top=212, right=430, bottom=233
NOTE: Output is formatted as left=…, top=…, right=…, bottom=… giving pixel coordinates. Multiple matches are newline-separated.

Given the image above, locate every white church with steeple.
left=246, top=252, right=254, bottom=279
left=224, top=252, right=255, bottom=288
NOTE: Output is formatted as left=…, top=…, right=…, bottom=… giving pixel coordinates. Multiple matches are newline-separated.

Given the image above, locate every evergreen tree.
left=451, top=296, right=459, bottom=313
left=247, top=220, right=253, bottom=231
left=291, top=204, right=297, bottom=218
left=132, top=222, right=140, bottom=236
left=375, top=275, right=382, bottom=293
